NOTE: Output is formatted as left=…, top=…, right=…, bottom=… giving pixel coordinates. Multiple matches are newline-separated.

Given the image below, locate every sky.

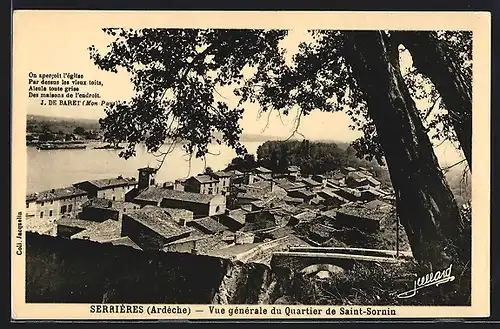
left=14, top=11, right=466, bottom=165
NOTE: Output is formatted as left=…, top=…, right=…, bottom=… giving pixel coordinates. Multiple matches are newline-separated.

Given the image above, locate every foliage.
left=89, top=29, right=471, bottom=167
left=225, top=153, right=257, bottom=172
left=89, top=28, right=288, bottom=161
left=256, top=140, right=347, bottom=175
left=293, top=259, right=471, bottom=306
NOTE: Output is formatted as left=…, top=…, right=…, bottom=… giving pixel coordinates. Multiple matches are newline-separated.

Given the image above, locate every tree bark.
left=395, top=31, right=472, bottom=169
left=341, top=31, right=466, bottom=269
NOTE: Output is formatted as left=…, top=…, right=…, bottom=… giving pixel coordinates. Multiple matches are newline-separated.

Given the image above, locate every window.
left=41, top=202, right=44, bottom=207
left=68, top=204, right=73, bottom=212
left=49, top=210, right=53, bottom=217
left=26, top=202, right=29, bottom=208
left=50, top=200, right=53, bottom=205
left=215, top=206, right=221, bottom=213
left=112, top=196, right=116, bottom=201
left=40, top=212, right=44, bottom=218
left=60, top=205, right=67, bottom=213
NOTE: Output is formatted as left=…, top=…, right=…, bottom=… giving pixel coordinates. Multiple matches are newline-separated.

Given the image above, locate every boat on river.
left=37, top=143, right=87, bottom=150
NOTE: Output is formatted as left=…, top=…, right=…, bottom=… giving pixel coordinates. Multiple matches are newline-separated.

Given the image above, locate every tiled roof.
left=301, top=178, right=322, bottom=187
left=126, top=206, right=193, bottom=239
left=189, top=217, right=229, bottom=234
left=365, top=176, right=381, bottom=185
left=191, top=175, right=219, bottom=184
left=27, top=186, right=87, bottom=202
left=336, top=204, right=382, bottom=221
left=107, top=236, right=143, bottom=250
left=363, top=200, right=394, bottom=212
left=71, top=219, right=122, bottom=242
left=56, top=218, right=100, bottom=230
left=247, top=180, right=273, bottom=190
left=77, top=177, right=137, bottom=189
left=293, top=210, right=318, bottom=222
left=254, top=166, right=272, bottom=173
left=318, top=189, right=349, bottom=203
left=82, top=197, right=114, bottom=209
left=274, top=203, right=302, bottom=215
left=295, top=190, right=316, bottom=198
left=236, top=191, right=264, bottom=201
left=226, top=209, right=247, bottom=224
left=274, top=178, right=306, bottom=192
left=283, top=196, right=304, bottom=204
left=347, top=171, right=368, bottom=181
left=135, top=186, right=218, bottom=204
left=223, top=169, right=244, bottom=177
left=162, top=207, right=194, bottom=220
left=332, top=173, right=345, bottom=180
left=212, top=171, right=233, bottom=178
left=321, top=209, right=338, bottom=220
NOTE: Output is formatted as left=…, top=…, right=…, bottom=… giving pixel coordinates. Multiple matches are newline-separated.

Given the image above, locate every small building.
left=359, top=187, right=385, bottom=202
left=288, top=189, right=316, bottom=204
left=184, top=175, right=221, bottom=195
left=79, top=198, right=120, bottom=222
left=345, top=171, right=369, bottom=188
left=235, top=190, right=264, bottom=206
left=340, top=166, right=358, bottom=175
left=173, top=178, right=187, bottom=191
left=289, top=210, right=318, bottom=226
left=210, top=171, right=233, bottom=195
left=317, top=189, right=349, bottom=208
left=274, top=178, right=307, bottom=193
left=334, top=205, right=382, bottom=232
left=70, top=219, right=123, bottom=243
left=311, top=174, right=328, bottom=188
left=187, top=217, right=229, bottom=235
left=253, top=166, right=273, bottom=179
left=223, top=169, right=245, bottom=185
left=364, top=176, right=382, bottom=188
left=336, top=187, right=361, bottom=202
left=301, top=177, right=323, bottom=191
left=218, top=208, right=247, bottom=231
left=122, top=206, right=194, bottom=250
left=73, top=176, right=138, bottom=201
left=283, top=196, right=304, bottom=206
left=25, top=186, right=88, bottom=236
left=162, top=207, right=194, bottom=226
left=55, top=218, right=99, bottom=238
left=286, top=165, right=301, bottom=181
left=133, top=186, right=226, bottom=217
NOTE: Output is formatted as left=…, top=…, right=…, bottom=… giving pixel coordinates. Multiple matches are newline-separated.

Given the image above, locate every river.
left=27, top=142, right=262, bottom=194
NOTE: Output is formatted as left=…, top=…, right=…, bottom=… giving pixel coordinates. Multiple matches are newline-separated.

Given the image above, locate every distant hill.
left=26, top=114, right=100, bottom=134
left=26, top=115, right=353, bottom=147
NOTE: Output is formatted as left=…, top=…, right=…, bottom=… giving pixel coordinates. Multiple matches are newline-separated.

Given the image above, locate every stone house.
left=133, top=186, right=226, bottom=218
left=184, top=175, right=221, bottom=195
left=122, top=206, right=194, bottom=250
left=73, top=176, right=138, bottom=201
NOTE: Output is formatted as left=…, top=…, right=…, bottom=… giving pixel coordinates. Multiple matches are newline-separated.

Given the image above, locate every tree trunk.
left=342, top=31, right=466, bottom=269
left=396, top=31, right=472, bottom=169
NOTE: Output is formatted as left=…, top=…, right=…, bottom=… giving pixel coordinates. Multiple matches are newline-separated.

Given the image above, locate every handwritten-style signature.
left=396, top=264, right=455, bottom=299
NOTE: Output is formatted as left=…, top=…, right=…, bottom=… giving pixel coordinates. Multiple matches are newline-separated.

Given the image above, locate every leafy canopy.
left=90, top=29, right=471, bottom=166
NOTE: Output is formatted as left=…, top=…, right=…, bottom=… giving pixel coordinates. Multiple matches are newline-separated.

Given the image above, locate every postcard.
left=11, top=10, right=491, bottom=320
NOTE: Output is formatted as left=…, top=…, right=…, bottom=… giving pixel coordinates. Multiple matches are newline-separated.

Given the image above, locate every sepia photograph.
left=11, top=10, right=491, bottom=319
